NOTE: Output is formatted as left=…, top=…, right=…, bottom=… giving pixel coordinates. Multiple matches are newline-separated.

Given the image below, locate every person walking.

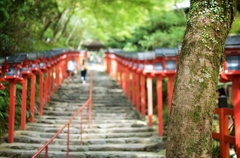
left=81, top=59, right=87, bottom=84
left=67, top=59, right=77, bottom=81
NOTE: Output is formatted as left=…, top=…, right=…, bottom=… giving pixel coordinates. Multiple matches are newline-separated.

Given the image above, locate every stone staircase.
left=0, top=64, right=165, bottom=158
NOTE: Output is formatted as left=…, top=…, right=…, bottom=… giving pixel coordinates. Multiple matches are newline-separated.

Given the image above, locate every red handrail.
left=32, top=71, right=93, bottom=158
left=212, top=108, right=235, bottom=158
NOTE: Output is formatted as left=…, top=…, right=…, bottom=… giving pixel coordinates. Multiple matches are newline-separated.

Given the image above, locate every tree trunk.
left=166, top=1, right=236, bottom=158
left=51, top=9, right=67, bottom=42
left=40, top=13, right=62, bottom=39
left=65, top=20, right=79, bottom=45
left=55, top=10, right=74, bottom=43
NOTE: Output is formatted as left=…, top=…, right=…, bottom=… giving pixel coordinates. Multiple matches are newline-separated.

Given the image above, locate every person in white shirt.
left=67, top=59, right=76, bottom=80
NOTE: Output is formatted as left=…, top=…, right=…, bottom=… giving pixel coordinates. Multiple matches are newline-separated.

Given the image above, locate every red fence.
left=104, top=49, right=239, bottom=158
left=212, top=108, right=235, bottom=158
left=32, top=71, right=92, bottom=158
left=104, top=49, right=177, bottom=137
left=0, top=50, right=87, bottom=143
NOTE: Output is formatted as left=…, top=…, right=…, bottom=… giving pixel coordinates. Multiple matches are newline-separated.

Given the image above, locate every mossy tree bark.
left=166, top=1, right=236, bottom=158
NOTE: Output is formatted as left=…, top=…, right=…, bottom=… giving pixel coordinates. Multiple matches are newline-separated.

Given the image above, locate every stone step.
left=0, top=67, right=165, bottom=158
left=0, top=149, right=165, bottom=158
left=45, top=103, right=133, bottom=109
left=8, top=133, right=162, bottom=145
left=33, top=116, right=137, bottom=122
left=40, top=112, right=138, bottom=118
left=43, top=107, right=135, bottom=113
left=42, top=109, right=137, bottom=115
left=25, top=126, right=154, bottom=134
left=0, top=142, right=165, bottom=152
left=42, top=108, right=137, bottom=114
left=9, top=131, right=158, bottom=143
left=9, top=135, right=163, bottom=145
left=41, top=108, right=135, bottom=114
left=34, top=115, right=142, bottom=122
left=49, top=100, right=131, bottom=105
left=48, top=99, right=131, bottom=104
left=26, top=121, right=147, bottom=129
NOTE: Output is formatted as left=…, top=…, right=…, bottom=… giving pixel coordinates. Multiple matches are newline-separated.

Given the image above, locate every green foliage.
left=0, top=83, right=9, bottom=137
left=0, top=0, right=61, bottom=55
left=0, top=0, right=239, bottom=55
left=0, top=8, right=9, bottom=28
left=106, top=11, right=187, bottom=51
left=230, top=12, right=240, bottom=34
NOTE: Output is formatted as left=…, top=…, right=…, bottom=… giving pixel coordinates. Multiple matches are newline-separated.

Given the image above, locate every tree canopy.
left=0, top=0, right=239, bottom=54
left=0, top=0, right=186, bottom=55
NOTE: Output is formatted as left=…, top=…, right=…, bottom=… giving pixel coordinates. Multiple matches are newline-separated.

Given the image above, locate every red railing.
left=32, top=71, right=93, bottom=158
left=212, top=108, right=235, bottom=158
left=105, top=51, right=240, bottom=158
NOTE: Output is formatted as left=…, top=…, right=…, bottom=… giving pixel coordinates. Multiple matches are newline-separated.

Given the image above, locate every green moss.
left=192, top=106, right=201, bottom=123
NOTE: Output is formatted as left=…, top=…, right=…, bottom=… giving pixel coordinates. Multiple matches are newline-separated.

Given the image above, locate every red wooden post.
left=147, top=77, right=153, bottom=126
left=57, top=62, right=60, bottom=90
left=141, top=75, right=146, bottom=116
left=30, top=74, right=36, bottom=123
left=51, top=66, right=55, bottom=93
left=126, top=70, right=130, bottom=98
left=109, top=54, right=112, bottom=76
left=59, top=66, right=62, bottom=86
left=5, top=56, right=25, bottom=139
left=38, top=72, right=43, bottom=115
left=218, top=36, right=240, bottom=157
left=135, top=73, right=140, bottom=111
left=151, top=51, right=164, bottom=135
left=121, top=66, right=124, bottom=90
left=109, top=55, right=112, bottom=76
left=112, top=58, right=116, bottom=79
left=119, top=63, right=123, bottom=87
left=124, top=67, right=128, bottom=96
left=56, top=59, right=61, bottom=90
left=58, top=58, right=63, bottom=85
left=55, top=64, right=59, bottom=91
left=115, top=58, right=118, bottom=82
left=44, top=69, right=49, bottom=105
left=114, top=58, right=118, bottom=80
left=47, top=68, right=51, bottom=101
left=124, top=72, right=127, bottom=95
left=8, top=82, right=16, bottom=143
left=53, top=63, right=57, bottom=92
left=155, top=48, right=178, bottom=118
left=20, top=79, right=27, bottom=130
left=157, top=76, right=163, bottom=136
left=132, top=72, right=135, bottom=105
left=232, top=78, right=240, bottom=157
left=63, top=55, right=68, bottom=80
left=39, top=58, right=48, bottom=106
left=219, top=108, right=230, bottom=158
left=21, top=57, right=34, bottom=129
left=134, top=73, right=137, bottom=106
